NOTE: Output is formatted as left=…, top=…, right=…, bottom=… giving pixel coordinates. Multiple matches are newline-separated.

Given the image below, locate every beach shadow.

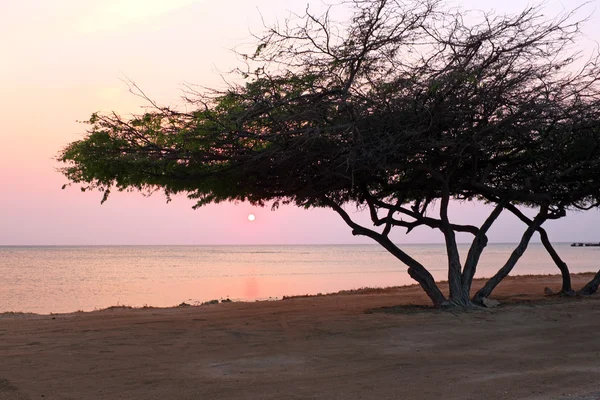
left=364, top=304, right=439, bottom=315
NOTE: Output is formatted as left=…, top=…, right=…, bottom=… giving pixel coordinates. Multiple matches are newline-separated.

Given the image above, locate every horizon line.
left=0, top=241, right=582, bottom=247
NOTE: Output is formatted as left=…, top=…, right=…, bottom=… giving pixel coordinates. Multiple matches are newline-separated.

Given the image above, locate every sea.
left=0, top=243, right=598, bottom=314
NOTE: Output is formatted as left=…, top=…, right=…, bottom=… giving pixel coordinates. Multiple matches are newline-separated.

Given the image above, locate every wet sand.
left=1, top=274, right=599, bottom=400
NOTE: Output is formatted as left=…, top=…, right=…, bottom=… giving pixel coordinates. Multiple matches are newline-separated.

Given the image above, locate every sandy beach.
left=1, top=273, right=599, bottom=400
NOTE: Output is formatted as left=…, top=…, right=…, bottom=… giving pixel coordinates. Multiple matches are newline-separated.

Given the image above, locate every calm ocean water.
left=0, top=243, right=598, bottom=314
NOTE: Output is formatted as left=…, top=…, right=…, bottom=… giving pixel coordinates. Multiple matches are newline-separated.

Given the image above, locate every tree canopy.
left=59, top=0, right=600, bottom=307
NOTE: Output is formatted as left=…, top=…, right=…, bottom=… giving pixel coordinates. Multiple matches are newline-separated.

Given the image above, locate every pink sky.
left=1, top=0, right=599, bottom=245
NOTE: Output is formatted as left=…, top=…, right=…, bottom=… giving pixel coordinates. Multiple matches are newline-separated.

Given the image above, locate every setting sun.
left=247, top=214, right=256, bottom=222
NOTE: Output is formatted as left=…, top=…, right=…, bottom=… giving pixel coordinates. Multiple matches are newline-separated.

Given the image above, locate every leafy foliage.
left=59, top=0, right=600, bottom=306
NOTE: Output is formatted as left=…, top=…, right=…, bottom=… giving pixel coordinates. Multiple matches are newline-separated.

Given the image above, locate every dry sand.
left=1, top=274, right=600, bottom=400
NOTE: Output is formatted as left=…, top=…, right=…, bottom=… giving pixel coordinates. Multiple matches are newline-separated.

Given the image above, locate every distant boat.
left=570, top=242, right=600, bottom=247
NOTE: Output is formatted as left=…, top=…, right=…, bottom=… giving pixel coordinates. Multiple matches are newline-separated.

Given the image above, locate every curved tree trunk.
left=504, top=204, right=573, bottom=295
left=406, top=262, right=448, bottom=307
left=538, top=228, right=574, bottom=295
left=462, top=202, right=505, bottom=299
left=473, top=211, right=546, bottom=304
left=326, top=198, right=448, bottom=307
left=579, top=270, right=600, bottom=295
left=376, top=236, right=448, bottom=307
left=440, top=187, right=468, bottom=306
left=442, top=229, right=466, bottom=306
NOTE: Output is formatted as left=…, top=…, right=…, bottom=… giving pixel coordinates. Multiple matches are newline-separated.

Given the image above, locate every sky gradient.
left=2, top=0, right=600, bottom=245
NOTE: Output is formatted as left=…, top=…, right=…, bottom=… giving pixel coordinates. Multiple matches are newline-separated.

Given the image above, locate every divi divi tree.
left=59, top=0, right=600, bottom=307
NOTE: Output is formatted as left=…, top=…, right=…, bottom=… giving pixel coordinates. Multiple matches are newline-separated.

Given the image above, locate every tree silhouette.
left=59, top=0, right=600, bottom=307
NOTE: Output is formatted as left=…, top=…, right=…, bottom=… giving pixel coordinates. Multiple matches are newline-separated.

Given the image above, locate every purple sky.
left=1, top=0, right=599, bottom=245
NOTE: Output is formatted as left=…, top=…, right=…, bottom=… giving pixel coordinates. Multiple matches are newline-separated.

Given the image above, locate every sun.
left=247, top=214, right=256, bottom=222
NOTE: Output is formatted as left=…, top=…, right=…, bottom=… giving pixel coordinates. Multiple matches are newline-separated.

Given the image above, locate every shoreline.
left=2, top=272, right=597, bottom=317
left=1, top=273, right=599, bottom=399
left=3, top=244, right=598, bottom=315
